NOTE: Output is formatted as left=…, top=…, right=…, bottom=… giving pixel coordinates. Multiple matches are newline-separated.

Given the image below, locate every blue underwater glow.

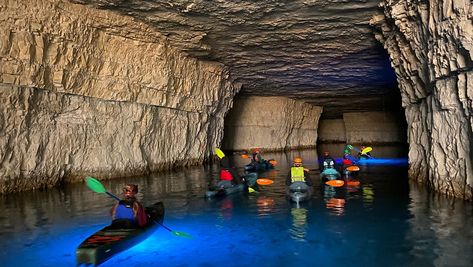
left=334, top=157, right=409, bottom=166
left=1, top=148, right=472, bottom=267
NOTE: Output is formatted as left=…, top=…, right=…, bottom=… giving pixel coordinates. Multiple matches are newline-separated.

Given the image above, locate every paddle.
left=85, top=177, right=191, bottom=238
left=361, top=147, right=372, bottom=155
left=325, top=180, right=344, bottom=187
left=215, top=148, right=225, bottom=159
left=346, top=165, right=360, bottom=172
left=256, top=178, right=274, bottom=185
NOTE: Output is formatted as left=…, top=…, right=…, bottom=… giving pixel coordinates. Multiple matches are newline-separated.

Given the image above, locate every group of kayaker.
left=110, top=146, right=372, bottom=229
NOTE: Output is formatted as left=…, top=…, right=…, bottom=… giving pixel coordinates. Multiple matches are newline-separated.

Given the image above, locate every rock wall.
left=222, top=96, right=322, bottom=151
left=318, top=112, right=406, bottom=143
left=317, top=119, right=346, bottom=143
left=344, top=112, right=407, bottom=144
left=0, top=0, right=239, bottom=193
left=371, top=0, right=473, bottom=199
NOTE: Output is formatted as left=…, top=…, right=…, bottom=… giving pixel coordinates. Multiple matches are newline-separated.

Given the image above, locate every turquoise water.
left=0, top=146, right=472, bottom=267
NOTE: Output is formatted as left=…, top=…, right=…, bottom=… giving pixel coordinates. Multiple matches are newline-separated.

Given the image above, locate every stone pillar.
left=222, top=96, right=323, bottom=151
left=371, top=0, right=473, bottom=199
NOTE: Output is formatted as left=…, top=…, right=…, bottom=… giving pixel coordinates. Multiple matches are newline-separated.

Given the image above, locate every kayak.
left=76, top=202, right=165, bottom=266
left=205, top=172, right=258, bottom=198
left=244, top=159, right=276, bottom=172
left=286, top=181, right=313, bottom=204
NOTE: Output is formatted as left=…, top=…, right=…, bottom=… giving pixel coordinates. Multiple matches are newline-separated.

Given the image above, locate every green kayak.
left=76, top=202, right=165, bottom=266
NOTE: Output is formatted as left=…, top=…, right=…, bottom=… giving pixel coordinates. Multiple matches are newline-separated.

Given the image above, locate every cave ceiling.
left=70, top=0, right=400, bottom=118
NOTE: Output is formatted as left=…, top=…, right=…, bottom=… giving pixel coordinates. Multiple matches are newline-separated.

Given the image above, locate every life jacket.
left=220, top=169, right=233, bottom=181
left=115, top=199, right=135, bottom=221
left=343, top=158, right=352, bottom=165
left=291, top=166, right=305, bottom=183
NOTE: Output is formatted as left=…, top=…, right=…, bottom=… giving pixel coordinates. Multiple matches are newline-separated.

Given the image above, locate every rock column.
left=371, top=0, right=473, bottom=199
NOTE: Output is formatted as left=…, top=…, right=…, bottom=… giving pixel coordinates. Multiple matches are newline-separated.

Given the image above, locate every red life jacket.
left=220, top=169, right=233, bottom=181
left=343, top=159, right=353, bottom=165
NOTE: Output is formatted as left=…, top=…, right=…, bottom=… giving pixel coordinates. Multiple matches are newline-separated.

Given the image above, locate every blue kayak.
left=76, top=202, right=164, bottom=266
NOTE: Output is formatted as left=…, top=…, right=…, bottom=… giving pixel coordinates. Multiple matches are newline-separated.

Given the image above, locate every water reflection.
left=1, top=147, right=472, bottom=267
left=323, top=185, right=346, bottom=216
left=362, top=185, right=375, bottom=207
left=255, top=196, right=275, bottom=217
left=289, top=207, right=308, bottom=242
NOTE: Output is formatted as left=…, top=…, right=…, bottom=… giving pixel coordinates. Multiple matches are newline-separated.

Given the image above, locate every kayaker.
left=286, top=157, right=313, bottom=186
left=320, top=151, right=336, bottom=170
left=217, top=153, right=243, bottom=189
left=343, top=148, right=357, bottom=165
left=250, top=148, right=263, bottom=166
left=110, top=184, right=147, bottom=229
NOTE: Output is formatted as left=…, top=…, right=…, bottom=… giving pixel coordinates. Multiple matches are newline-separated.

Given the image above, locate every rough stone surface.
left=222, top=96, right=322, bottom=151
left=317, top=119, right=346, bottom=143
left=66, top=0, right=401, bottom=118
left=0, top=0, right=238, bottom=193
left=343, top=111, right=407, bottom=144
left=371, top=0, right=473, bottom=199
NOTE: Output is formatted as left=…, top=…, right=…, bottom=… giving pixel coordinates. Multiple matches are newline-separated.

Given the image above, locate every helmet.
left=344, top=149, right=349, bottom=154
left=293, top=157, right=302, bottom=164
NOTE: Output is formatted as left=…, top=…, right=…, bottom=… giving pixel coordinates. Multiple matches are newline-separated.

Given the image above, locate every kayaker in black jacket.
left=110, top=184, right=147, bottom=229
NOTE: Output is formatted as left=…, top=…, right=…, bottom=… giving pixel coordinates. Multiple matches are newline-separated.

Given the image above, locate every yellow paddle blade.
left=346, top=166, right=360, bottom=172
left=256, top=178, right=274, bottom=185
left=325, top=180, right=344, bottom=187
left=361, top=147, right=372, bottom=154
left=248, top=187, right=256, bottom=193
left=215, top=148, right=225, bottom=159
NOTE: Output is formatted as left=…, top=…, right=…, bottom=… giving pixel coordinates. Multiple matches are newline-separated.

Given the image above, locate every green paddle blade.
left=172, top=231, right=192, bottom=238
left=85, top=176, right=107, bottom=193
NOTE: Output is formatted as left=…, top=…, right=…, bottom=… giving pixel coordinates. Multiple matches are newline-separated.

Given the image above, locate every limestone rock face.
left=318, top=112, right=406, bottom=143
left=343, top=112, right=407, bottom=144
left=318, top=119, right=346, bottom=143
left=0, top=0, right=238, bottom=193
left=371, top=0, right=473, bottom=199
left=222, top=96, right=322, bottom=151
